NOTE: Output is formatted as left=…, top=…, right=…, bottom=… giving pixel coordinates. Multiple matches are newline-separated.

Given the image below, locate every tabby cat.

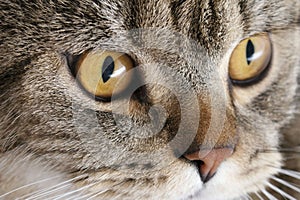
left=0, top=0, right=299, bottom=199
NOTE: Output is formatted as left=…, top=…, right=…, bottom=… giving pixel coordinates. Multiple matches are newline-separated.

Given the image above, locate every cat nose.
left=184, top=147, right=234, bottom=183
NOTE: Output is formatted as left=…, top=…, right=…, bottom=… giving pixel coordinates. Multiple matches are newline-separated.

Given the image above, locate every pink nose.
left=184, top=147, right=234, bottom=183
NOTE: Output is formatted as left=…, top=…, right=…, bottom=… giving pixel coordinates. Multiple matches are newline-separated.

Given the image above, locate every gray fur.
left=0, top=0, right=299, bottom=199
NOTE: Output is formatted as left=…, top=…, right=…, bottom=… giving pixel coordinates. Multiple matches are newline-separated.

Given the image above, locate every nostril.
left=191, top=160, right=210, bottom=182
left=192, top=159, right=216, bottom=183
left=184, top=148, right=234, bottom=183
left=192, top=160, right=204, bottom=166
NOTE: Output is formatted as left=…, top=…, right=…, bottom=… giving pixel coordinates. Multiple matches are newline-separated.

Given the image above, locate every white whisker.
left=74, top=189, right=109, bottom=200
left=29, top=183, right=73, bottom=200
left=64, top=191, right=91, bottom=200
left=271, top=176, right=300, bottom=193
left=254, top=191, right=264, bottom=200
left=63, top=187, right=103, bottom=200
left=267, top=182, right=297, bottom=200
left=65, top=180, right=125, bottom=200
left=240, top=196, right=248, bottom=200
left=284, top=155, right=300, bottom=160
left=261, top=189, right=278, bottom=200
left=0, top=175, right=61, bottom=198
left=52, top=181, right=101, bottom=200
left=86, top=192, right=105, bottom=200
left=24, top=174, right=87, bottom=200
left=278, top=168, right=300, bottom=180
left=244, top=194, right=252, bottom=200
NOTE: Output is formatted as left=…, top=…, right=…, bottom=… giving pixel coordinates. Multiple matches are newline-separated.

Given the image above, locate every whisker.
left=236, top=195, right=250, bottom=200
left=86, top=191, right=107, bottom=200
left=240, top=196, right=249, bottom=200
left=28, top=183, right=73, bottom=200
left=63, top=186, right=105, bottom=200
left=255, top=159, right=300, bottom=180
left=254, top=191, right=264, bottom=200
left=65, top=180, right=126, bottom=200
left=271, top=176, right=300, bottom=193
left=23, top=174, right=87, bottom=200
left=261, top=189, right=278, bottom=200
left=245, top=194, right=253, bottom=200
left=65, top=191, right=94, bottom=200
left=257, top=148, right=300, bottom=154
left=244, top=145, right=299, bottom=157
left=0, top=175, right=62, bottom=198
left=267, top=182, right=297, bottom=200
left=252, top=182, right=269, bottom=200
left=283, top=155, right=300, bottom=160
left=76, top=189, right=110, bottom=200
left=278, top=168, right=300, bottom=180
left=52, top=181, right=101, bottom=200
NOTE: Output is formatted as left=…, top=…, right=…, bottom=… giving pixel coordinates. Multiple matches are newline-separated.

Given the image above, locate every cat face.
left=0, top=0, right=299, bottom=199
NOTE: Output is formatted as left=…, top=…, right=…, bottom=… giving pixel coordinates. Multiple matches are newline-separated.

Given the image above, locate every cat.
left=0, top=0, right=299, bottom=199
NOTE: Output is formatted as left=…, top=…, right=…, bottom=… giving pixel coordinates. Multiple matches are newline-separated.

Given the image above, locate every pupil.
left=246, top=40, right=255, bottom=65
left=102, top=56, right=114, bottom=83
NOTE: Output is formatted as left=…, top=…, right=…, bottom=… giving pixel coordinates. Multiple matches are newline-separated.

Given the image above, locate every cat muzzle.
left=184, top=147, right=234, bottom=183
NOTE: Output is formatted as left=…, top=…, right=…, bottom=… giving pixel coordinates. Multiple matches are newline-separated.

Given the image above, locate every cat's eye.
left=74, top=51, right=135, bottom=101
left=229, top=33, right=272, bottom=84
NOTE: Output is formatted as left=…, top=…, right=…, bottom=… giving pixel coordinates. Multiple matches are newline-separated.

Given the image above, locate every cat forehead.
left=100, top=0, right=240, bottom=49
left=92, top=0, right=296, bottom=51
left=5, top=0, right=297, bottom=57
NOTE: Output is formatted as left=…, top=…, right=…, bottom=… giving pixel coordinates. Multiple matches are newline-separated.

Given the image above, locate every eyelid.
left=65, top=52, right=82, bottom=77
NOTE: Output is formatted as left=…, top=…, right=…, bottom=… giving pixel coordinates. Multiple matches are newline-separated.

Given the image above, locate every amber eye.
left=75, top=51, right=135, bottom=101
left=229, top=33, right=272, bottom=83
